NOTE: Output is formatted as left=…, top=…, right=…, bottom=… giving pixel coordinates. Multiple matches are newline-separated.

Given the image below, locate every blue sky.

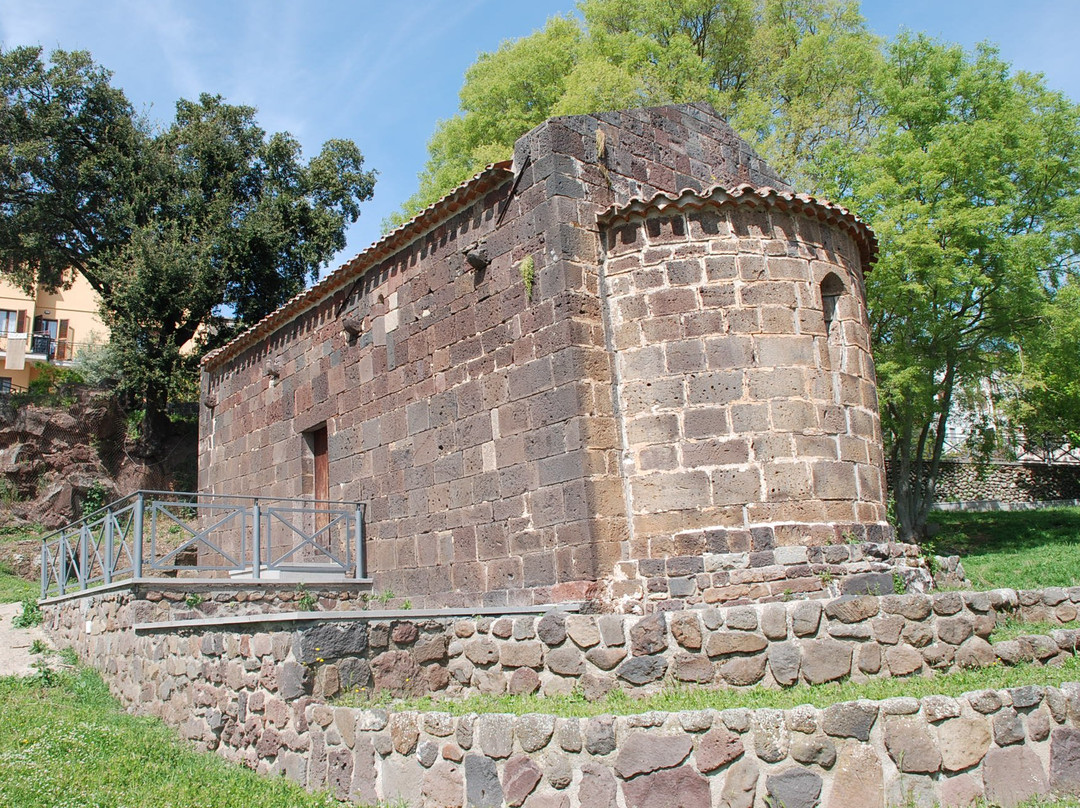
left=2, top=1, right=1078, bottom=273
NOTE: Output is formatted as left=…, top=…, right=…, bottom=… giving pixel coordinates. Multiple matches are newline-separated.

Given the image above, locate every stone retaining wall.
left=42, top=583, right=1080, bottom=807
left=258, top=686, right=1080, bottom=808
left=46, top=583, right=1080, bottom=710
left=49, top=579, right=378, bottom=623
left=887, top=460, right=1080, bottom=506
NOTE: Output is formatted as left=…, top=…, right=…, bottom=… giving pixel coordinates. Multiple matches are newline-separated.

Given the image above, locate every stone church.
left=199, top=103, right=902, bottom=610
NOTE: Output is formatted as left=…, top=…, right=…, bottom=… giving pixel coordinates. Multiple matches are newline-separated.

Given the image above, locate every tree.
left=0, top=48, right=376, bottom=444
left=389, top=0, right=879, bottom=226
left=0, top=47, right=145, bottom=291
left=1001, top=281, right=1080, bottom=462
left=820, top=34, right=1080, bottom=540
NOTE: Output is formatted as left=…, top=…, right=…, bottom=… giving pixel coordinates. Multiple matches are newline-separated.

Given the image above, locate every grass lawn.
left=337, top=654, right=1080, bottom=718
left=0, top=666, right=366, bottom=808
left=932, top=506, right=1080, bottom=590
left=0, top=523, right=43, bottom=603
left=0, top=562, right=36, bottom=603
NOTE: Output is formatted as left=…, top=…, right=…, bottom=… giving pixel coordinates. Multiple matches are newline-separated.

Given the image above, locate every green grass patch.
left=0, top=666, right=377, bottom=808
left=990, top=616, right=1080, bottom=644
left=336, top=655, right=1080, bottom=718
left=0, top=524, right=44, bottom=543
left=0, top=563, right=36, bottom=604
left=932, top=507, right=1080, bottom=590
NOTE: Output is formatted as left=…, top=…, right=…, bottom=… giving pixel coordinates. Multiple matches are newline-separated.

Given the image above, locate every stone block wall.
left=200, top=105, right=791, bottom=609
left=43, top=584, right=1080, bottom=807
left=604, top=541, right=945, bottom=612
left=600, top=189, right=887, bottom=565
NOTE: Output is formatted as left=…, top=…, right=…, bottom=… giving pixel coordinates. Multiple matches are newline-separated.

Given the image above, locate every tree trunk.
left=137, top=379, right=171, bottom=454
left=888, top=363, right=959, bottom=545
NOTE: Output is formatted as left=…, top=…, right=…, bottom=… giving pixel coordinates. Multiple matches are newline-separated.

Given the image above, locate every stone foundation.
left=601, top=539, right=951, bottom=613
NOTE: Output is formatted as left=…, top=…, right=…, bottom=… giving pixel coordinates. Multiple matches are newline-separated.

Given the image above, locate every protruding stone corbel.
left=464, top=243, right=490, bottom=272
left=342, top=315, right=363, bottom=341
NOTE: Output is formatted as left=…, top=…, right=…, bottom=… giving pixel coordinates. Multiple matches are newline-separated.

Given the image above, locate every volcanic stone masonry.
left=41, top=584, right=1080, bottom=808
left=199, top=102, right=893, bottom=609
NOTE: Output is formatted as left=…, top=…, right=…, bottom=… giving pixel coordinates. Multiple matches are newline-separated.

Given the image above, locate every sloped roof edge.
left=600, top=183, right=878, bottom=268
left=202, top=160, right=515, bottom=371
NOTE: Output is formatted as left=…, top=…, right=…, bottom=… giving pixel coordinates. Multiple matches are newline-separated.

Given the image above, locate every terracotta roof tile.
left=600, top=183, right=878, bottom=268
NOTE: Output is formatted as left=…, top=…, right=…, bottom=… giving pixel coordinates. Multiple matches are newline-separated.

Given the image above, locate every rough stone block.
left=983, top=746, right=1048, bottom=808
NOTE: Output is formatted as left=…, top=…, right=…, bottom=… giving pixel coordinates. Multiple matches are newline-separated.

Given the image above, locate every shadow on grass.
left=932, top=507, right=1080, bottom=590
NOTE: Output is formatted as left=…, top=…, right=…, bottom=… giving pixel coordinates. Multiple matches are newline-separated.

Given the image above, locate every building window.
left=0, top=378, right=11, bottom=395
left=0, top=311, right=18, bottom=334
left=821, top=273, right=846, bottom=332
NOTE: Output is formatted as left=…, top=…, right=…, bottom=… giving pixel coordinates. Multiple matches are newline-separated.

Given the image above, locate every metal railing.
left=0, top=332, right=92, bottom=363
left=40, top=490, right=367, bottom=598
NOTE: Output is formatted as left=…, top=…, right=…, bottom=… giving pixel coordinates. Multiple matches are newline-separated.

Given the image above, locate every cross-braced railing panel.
left=40, top=492, right=367, bottom=597
left=147, top=501, right=246, bottom=571
left=263, top=505, right=353, bottom=569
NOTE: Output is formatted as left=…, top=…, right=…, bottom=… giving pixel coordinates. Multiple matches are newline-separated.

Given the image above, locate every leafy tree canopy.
left=387, top=0, right=878, bottom=227
left=819, top=34, right=1080, bottom=539
left=1001, top=280, right=1080, bottom=462
left=0, top=47, right=377, bottom=443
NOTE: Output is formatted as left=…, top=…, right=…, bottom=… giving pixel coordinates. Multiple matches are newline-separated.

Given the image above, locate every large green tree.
left=821, top=34, right=1080, bottom=540
left=1001, top=280, right=1080, bottom=462
left=0, top=48, right=376, bottom=444
left=389, top=0, right=879, bottom=226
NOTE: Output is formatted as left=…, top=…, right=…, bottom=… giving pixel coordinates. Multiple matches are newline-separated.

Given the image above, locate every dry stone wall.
left=43, top=584, right=1080, bottom=807
left=45, top=583, right=1080, bottom=708
left=887, top=460, right=1080, bottom=507
left=223, top=690, right=1080, bottom=808
left=603, top=539, right=945, bottom=613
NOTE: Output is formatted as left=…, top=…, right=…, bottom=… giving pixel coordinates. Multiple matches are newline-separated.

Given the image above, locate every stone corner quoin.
left=198, top=101, right=892, bottom=611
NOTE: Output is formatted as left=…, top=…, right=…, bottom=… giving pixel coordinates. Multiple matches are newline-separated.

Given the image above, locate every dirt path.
left=0, top=601, right=52, bottom=677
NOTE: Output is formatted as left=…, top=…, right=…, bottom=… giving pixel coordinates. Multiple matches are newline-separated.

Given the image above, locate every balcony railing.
left=40, top=491, right=368, bottom=598
left=0, top=332, right=87, bottom=362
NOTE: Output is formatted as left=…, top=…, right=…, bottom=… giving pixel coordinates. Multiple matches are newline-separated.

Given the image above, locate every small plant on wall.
left=519, top=255, right=535, bottom=299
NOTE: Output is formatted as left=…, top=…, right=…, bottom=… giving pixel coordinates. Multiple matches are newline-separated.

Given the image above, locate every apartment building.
left=0, top=270, right=108, bottom=392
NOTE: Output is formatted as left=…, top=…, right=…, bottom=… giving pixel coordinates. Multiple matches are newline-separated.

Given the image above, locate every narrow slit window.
left=821, top=272, right=846, bottom=332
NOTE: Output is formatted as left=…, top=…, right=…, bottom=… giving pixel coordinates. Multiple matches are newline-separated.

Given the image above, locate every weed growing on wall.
left=295, top=584, right=318, bottom=612
left=80, top=481, right=110, bottom=516
left=519, top=255, right=535, bottom=299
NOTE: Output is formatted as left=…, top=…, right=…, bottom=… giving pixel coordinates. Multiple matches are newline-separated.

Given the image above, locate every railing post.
left=251, top=499, right=261, bottom=580
left=354, top=503, right=365, bottom=580
left=58, top=534, right=67, bottom=596
left=132, top=492, right=144, bottom=578
left=40, top=542, right=48, bottom=600
left=104, top=508, right=114, bottom=585
left=79, top=525, right=88, bottom=591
